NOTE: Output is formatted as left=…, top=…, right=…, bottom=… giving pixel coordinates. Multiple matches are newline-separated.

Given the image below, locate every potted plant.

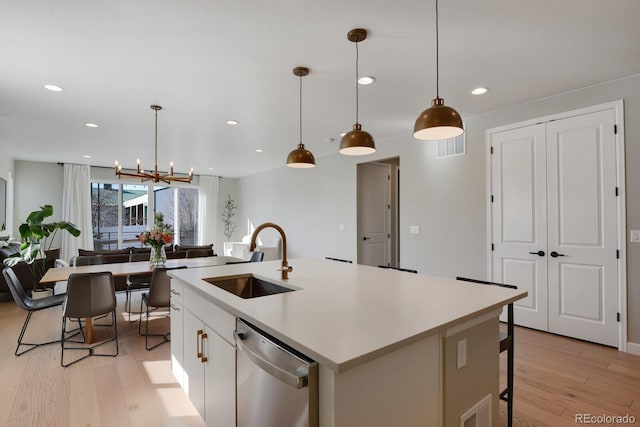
left=221, top=194, right=237, bottom=256
left=3, top=204, right=81, bottom=298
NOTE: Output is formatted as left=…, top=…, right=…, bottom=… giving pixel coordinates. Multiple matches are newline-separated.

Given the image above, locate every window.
left=91, top=182, right=200, bottom=250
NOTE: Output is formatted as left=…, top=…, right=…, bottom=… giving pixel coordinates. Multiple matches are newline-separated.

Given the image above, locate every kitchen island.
left=169, top=258, right=526, bottom=427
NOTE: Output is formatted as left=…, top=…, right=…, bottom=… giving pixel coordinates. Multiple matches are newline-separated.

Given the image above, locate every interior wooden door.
left=491, top=123, right=549, bottom=331
left=546, top=110, right=618, bottom=346
left=357, top=162, right=391, bottom=267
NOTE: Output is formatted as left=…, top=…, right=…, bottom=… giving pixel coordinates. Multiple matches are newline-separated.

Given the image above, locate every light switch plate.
left=631, top=230, right=640, bottom=243
left=410, top=226, right=420, bottom=234
left=338, top=224, right=345, bottom=232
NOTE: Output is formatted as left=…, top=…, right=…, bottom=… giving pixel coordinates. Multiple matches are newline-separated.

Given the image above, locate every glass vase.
left=149, top=245, right=167, bottom=268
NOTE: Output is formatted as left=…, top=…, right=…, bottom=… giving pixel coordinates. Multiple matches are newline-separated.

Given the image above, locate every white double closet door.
left=491, top=108, right=619, bottom=347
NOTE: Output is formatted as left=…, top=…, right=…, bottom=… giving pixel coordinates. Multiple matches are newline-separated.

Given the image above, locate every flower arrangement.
left=139, top=213, right=173, bottom=249
left=139, top=213, right=173, bottom=267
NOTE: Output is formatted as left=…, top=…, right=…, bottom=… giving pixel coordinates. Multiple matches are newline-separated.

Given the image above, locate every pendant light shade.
left=339, top=28, right=376, bottom=156
left=413, top=97, right=464, bottom=140
left=287, top=66, right=316, bottom=168
left=413, top=0, right=463, bottom=141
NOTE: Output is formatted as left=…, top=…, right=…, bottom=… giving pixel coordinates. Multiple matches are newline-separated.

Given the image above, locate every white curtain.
left=61, top=164, right=93, bottom=262
left=198, top=175, right=219, bottom=249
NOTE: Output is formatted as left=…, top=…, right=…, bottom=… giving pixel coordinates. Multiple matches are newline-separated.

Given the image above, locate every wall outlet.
left=457, top=339, right=467, bottom=369
left=631, top=230, right=640, bottom=243
left=410, top=226, right=420, bottom=234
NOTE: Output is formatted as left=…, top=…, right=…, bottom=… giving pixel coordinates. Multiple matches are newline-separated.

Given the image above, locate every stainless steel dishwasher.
left=235, top=319, right=318, bottom=427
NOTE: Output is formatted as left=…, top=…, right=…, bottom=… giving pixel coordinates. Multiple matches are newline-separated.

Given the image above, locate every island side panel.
left=443, top=317, right=500, bottom=427
left=321, top=334, right=442, bottom=427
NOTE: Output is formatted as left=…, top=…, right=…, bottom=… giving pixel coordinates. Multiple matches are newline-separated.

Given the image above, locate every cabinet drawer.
left=169, top=277, right=185, bottom=305
left=184, top=286, right=236, bottom=346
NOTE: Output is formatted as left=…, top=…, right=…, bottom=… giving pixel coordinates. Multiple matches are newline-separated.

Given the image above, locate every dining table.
left=40, top=255, right=246, bottom=343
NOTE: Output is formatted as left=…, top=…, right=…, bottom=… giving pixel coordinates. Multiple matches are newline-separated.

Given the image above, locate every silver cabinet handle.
left=234, top=331, right=308, bottom=389
left=170, top=304, right=180, bottom=311
left=170, top=288, right=180, bottom=295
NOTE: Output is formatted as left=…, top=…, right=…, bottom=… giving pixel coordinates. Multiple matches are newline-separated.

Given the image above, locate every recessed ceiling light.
left=85, top=123, right=99, bottom=128
left=471, top=87, right=488, bottom=95
left=208, top=167, right=214, bottom=171
left=255, top=148, right=264, bottom=153
left=83, top=155, right=91, bottom=159
left=44, top=84, right=63, bottom=92
left=226, top=120, right=239, bottom=125
left=358, top=76, right=376, bottom=85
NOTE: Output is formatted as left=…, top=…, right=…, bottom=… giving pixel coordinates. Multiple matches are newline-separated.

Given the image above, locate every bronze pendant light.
left=339, top=28, right=376, bottom=156
left=413, top=0, right=464, bottom=141
left=287, top=66, right=316, bottom=168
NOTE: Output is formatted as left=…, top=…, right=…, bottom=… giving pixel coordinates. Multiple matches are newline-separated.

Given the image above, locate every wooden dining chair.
left=456, top=276, right=517, bottom=427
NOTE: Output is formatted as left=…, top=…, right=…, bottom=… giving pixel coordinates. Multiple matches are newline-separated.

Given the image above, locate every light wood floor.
left=1, top=293, right=639, bottom=427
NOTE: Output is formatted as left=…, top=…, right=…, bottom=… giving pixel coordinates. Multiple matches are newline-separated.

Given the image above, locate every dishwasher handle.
left=234, top=331, right=309, bottom=389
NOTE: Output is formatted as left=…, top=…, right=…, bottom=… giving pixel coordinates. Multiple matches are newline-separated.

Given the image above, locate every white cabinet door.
left=170, top=302, right=185, bottom=388
left=183, top=308, right=236, bottom=427
left=546, top=110, right=618, bottom=346
left=203, top=327, right=236, bottom=427
left=491, top=123, right=549, bottom=330
left=183, top=309, right=206, bottom=419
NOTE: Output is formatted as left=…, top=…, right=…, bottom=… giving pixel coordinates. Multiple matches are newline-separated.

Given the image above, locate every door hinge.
left=616, top=249, right=620, bottom=259
left=388, top=175, right=391, bottom=180
left=388, top=204, right=391, bottom=209
left=388, top=233, right=391, bottom=238
left=615, top=187, right=619, bottom=196
left=491, top=195, right=494, bottom=203
left=491, top=243, right=495, bottom=251
left=490, top=146, right=494, bottom=154
left=614, top=124, right=618, bottom=134
left=617, top=312, right=621, bottom=322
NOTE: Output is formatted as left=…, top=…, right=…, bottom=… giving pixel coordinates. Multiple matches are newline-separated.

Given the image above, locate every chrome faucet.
left=249, top=222, right=292, bottom=280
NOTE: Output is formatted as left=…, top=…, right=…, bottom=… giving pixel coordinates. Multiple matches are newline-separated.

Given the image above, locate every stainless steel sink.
left=204, top=274, right=296, bottom=299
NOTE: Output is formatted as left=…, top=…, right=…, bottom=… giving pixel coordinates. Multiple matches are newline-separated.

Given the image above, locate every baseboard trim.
left=627, top=342, right=640, bottom=356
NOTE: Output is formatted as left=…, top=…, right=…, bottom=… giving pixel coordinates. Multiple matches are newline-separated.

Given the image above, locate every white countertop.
left=170, top=258, right=527, bottom=373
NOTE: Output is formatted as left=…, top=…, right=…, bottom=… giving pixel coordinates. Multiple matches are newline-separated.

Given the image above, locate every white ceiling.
left=2, top=0, right=639, bottom=178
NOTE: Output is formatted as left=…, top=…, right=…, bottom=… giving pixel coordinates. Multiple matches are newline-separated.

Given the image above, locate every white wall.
left=236, top=153, right=358, bottom=261
left=236, top=74, right=640, bottom=345
left=13, top=160, right=64, bottom=248
left=0, top=145, right=14, bottom=238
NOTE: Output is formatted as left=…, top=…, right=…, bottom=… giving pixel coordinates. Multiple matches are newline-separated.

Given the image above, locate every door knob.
left=550, top=251, right=565, bottom=257
left=363, top=236, right=371, bottom=241
left=529, top=250, right=545, bottom=257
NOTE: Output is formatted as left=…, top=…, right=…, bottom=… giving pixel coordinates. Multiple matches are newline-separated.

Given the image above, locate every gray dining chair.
left=2, top=267, right=67, bottom=356
left=61, top=271, right=118, bottom=367
left=138, top=266, right=187, bottom=350
left=126, top=252, right=153, bottom=323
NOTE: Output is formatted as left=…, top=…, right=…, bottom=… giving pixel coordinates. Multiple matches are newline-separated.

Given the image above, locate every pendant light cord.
left=435, top=0, right=440, bottom=98
left=299, top=73, right=303, bottom=144
left=154, top=107, right=158, bottom=173
left=355, top=40, right=359, bottom=124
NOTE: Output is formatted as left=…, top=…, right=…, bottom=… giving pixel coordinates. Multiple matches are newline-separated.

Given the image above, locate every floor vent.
left=460, top=394, right=491, bottom=427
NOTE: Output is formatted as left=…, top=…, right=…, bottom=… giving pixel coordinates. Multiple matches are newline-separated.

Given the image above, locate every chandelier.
left=115, top=105, right=193, bottom=184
